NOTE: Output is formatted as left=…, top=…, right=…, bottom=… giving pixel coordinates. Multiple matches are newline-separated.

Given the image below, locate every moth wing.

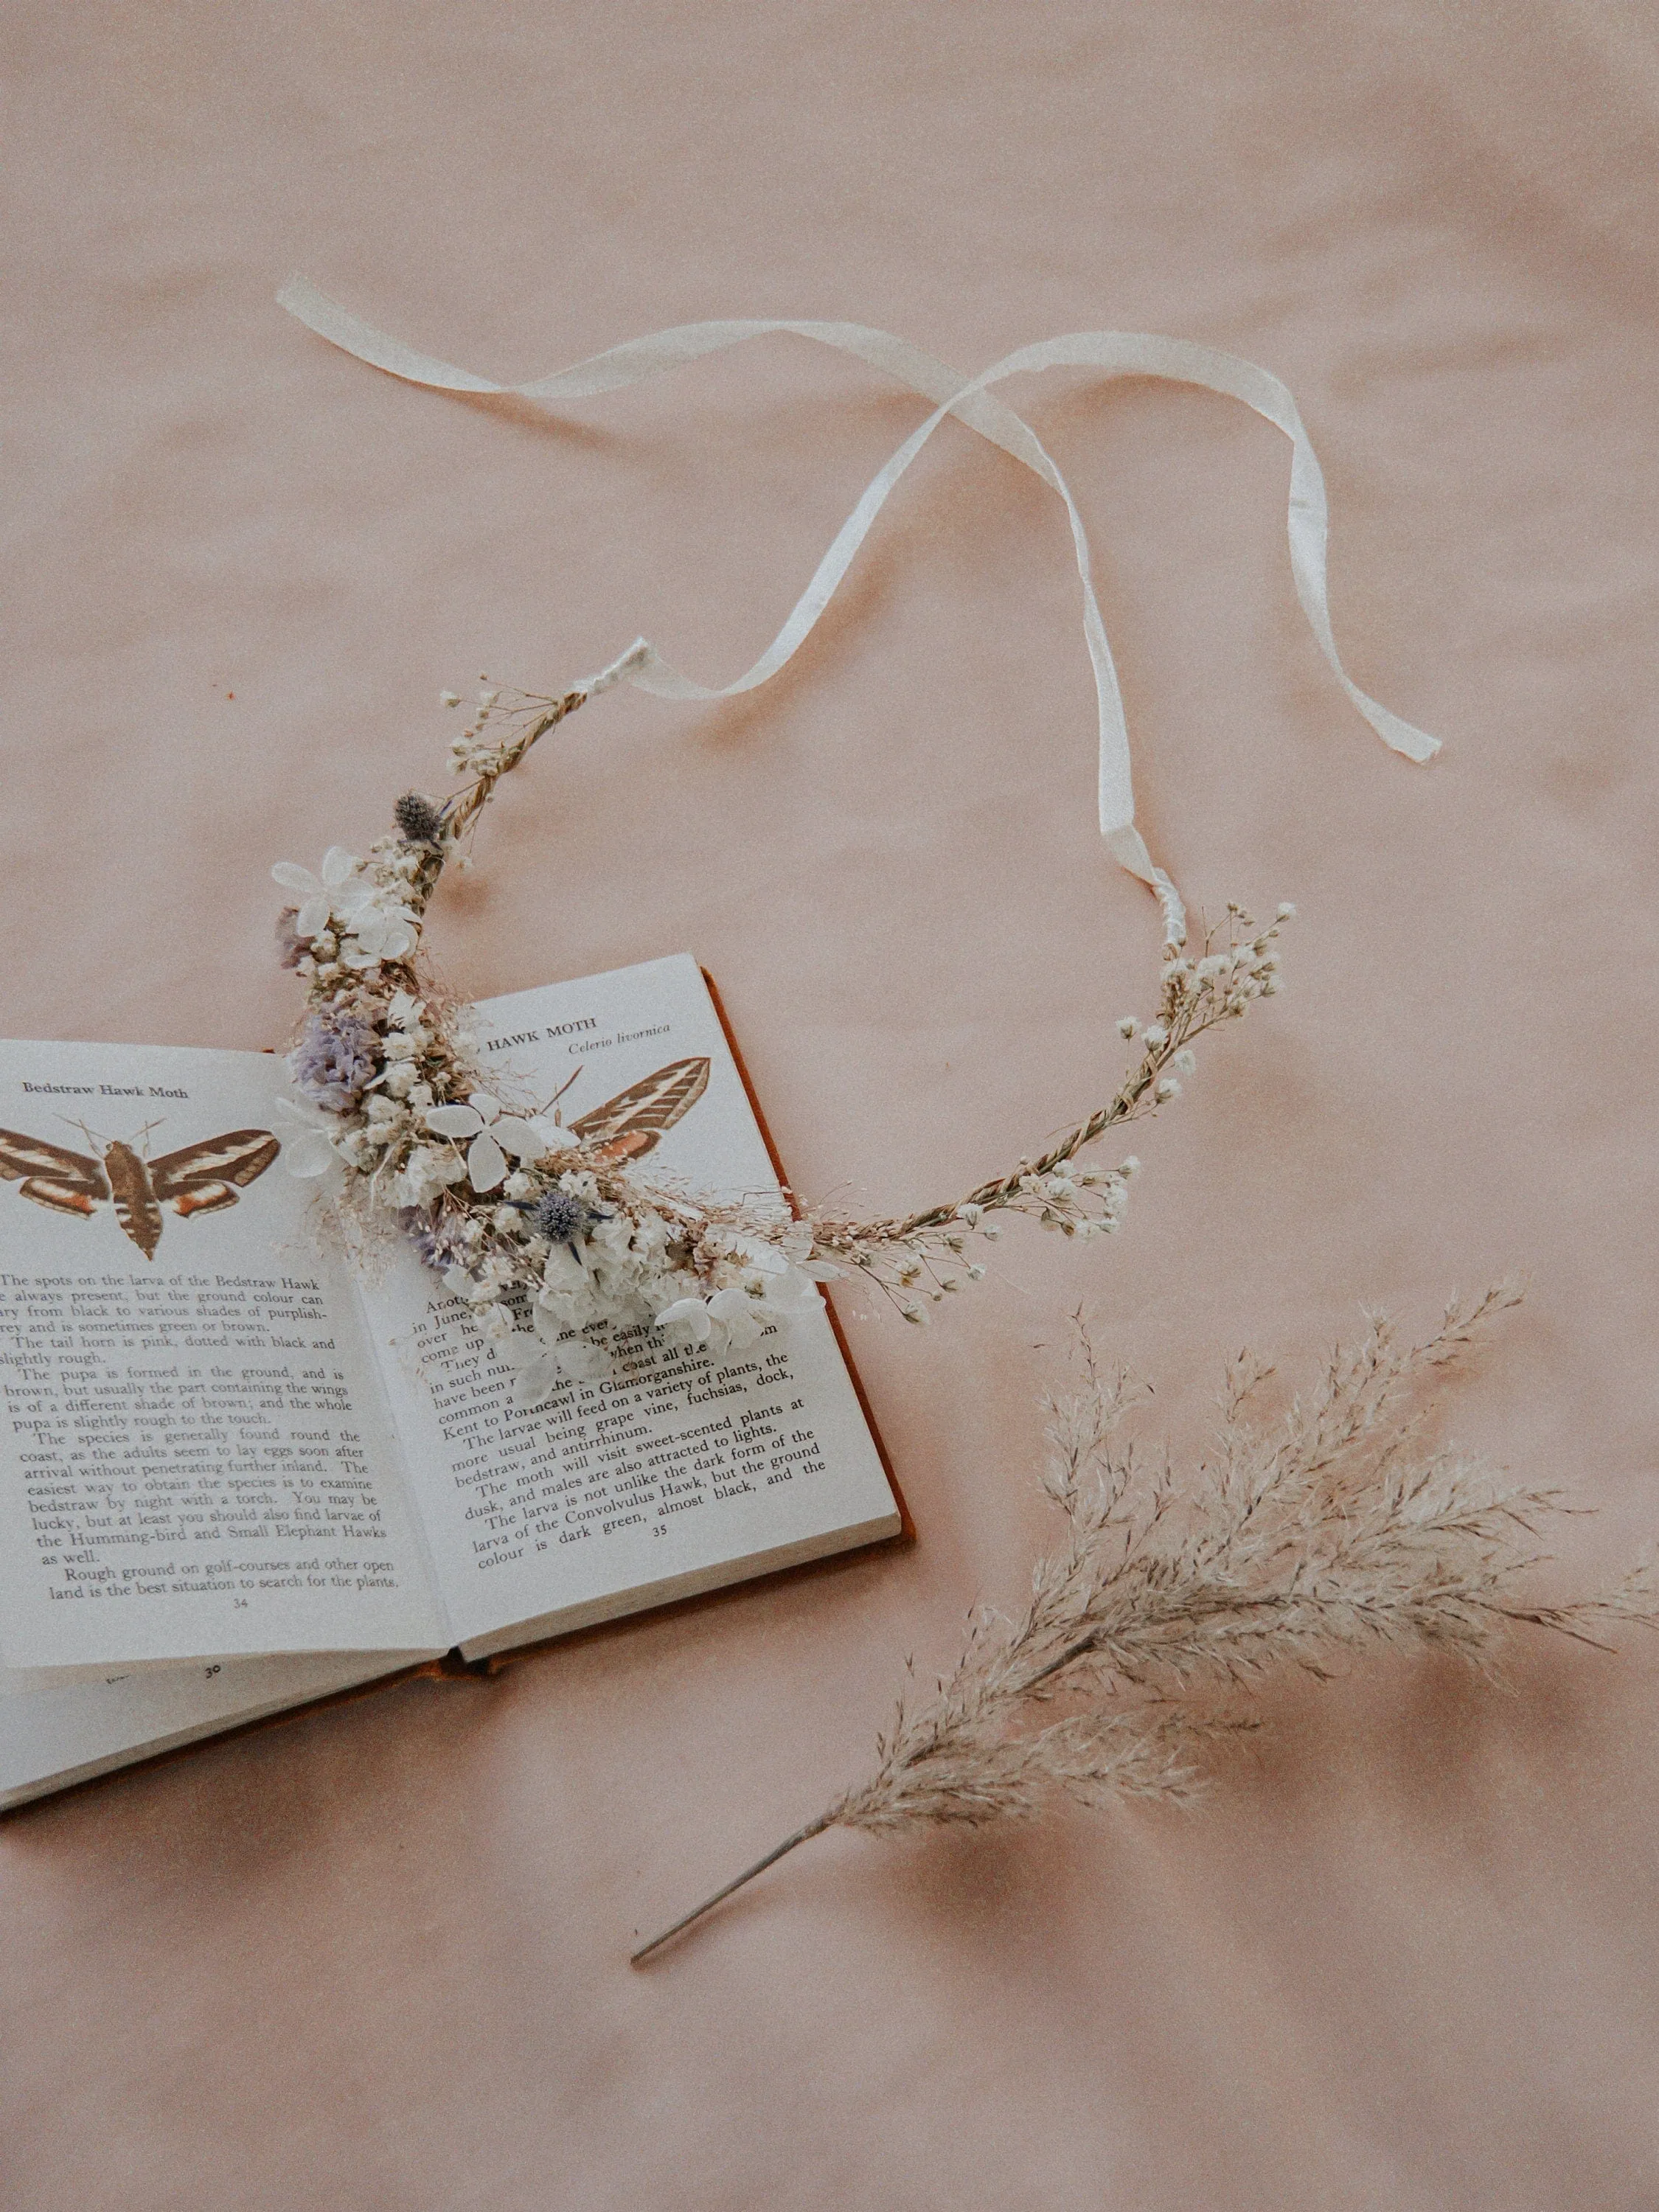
left=166, top=1183, right=244, bottom=1220
left=0, top=1127, right=107, bottom=1197
left=150, top=1130, right=281, bottom=1207
left=15, top=1175, right=105, bottom=1220
left=568, top=1058, right=711, bottom=1168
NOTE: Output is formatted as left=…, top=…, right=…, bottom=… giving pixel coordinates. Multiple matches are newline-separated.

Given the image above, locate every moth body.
left=101, top=1139, right=164, bottom=1260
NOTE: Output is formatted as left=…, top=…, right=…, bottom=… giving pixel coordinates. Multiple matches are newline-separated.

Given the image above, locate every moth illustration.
left=563, top=1057, right=711, bottom=1168
left=0, top=1124, right=281, bottom=1260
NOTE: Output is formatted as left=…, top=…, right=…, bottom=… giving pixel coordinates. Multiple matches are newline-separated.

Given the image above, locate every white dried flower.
left=422, top=1093, right=554, bottom=1192
left=271, top=846, right=358, bottom=941
left=271, top=1096, right=338, bottom=1179
left=655, top=1295, right=713, bottom=1344
left=397, top=1144, right=470, bottom=1205
left=337, top=890, right=419, bottom=970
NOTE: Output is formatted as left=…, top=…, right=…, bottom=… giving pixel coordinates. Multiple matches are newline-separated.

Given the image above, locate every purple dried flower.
left=394, top=791, right=445, bottom=846
left=275, top=908, right=308, bottom=969
left=397, top=1206, right=475, bottom=1271
left=288, top=1009, right=380, bottom=1113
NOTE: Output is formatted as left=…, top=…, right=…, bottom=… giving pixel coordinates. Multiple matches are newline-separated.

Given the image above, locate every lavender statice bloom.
left=288, top=1009, right=380, bottom=1113
left=275, top=907, right=309, bottom=969
left=397, top=1206, right=475, bottom=1272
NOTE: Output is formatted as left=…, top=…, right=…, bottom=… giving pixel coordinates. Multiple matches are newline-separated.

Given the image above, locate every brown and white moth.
left=0, top=1126, right=281, bottom=1260
left=563, top=1057, right=711, bottom=1168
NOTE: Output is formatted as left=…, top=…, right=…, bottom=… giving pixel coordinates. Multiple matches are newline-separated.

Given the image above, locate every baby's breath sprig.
left=271, top=667, right=1293, bottom=1386
left=438, top=678, right=591, bottom=846
left=810, top=902, right=1291, bottom=1319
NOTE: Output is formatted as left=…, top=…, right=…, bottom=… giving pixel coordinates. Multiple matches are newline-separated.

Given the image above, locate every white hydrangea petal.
left=511, top=1361, right=561, bottom=1410
left=423, top=1104, right=484, bottom=1138
left=282, top=1130, right=337, bottom=1179
left=655, top=1297, right=712, bottom=1343
left=467, top=1129, right=508, bottom=1192
left=467, top=1093, right=503, bottom=1123
left=294, top=895, right=331, bottom=938
left=540, top=1253, right=589, bottom=1304
left=272, top=861, right=324, bottom=896
left=734, top=1237, right=789, bottom=1278
left=493, top=1116, right=548, bottom=1162
left=552, top=1335, right=608, bottom=1381
left=321, top=846, right=359, bottom=888
left=758, top=1265, right=818, bottom=1312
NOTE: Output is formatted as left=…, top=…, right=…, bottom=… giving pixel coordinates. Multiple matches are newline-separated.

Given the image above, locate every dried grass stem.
left=631, top=1290, right=1656, bottom=1962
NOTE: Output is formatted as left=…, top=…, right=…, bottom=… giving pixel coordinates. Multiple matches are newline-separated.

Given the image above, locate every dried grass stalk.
left=632, top=1289, right=1655, bottom=1961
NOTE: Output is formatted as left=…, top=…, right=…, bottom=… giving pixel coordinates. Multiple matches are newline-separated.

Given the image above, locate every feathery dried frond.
left=633, top=1290, right=1656, bottom=1960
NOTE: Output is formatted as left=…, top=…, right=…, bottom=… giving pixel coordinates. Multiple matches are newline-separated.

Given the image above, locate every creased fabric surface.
left=4, top=6, right=1659, bottom=2208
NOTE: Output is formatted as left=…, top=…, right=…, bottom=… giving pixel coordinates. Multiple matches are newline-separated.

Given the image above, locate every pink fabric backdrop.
left=6, top=4, right=1659, bottom=2204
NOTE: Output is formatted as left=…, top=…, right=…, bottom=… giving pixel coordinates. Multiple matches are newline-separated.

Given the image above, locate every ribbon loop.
left=278, top=276, right=1441, bottom=940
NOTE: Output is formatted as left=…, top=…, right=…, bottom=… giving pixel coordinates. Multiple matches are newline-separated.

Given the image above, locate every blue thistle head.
left=530, top=1188, right=607, bottom=1249
left=394, top=791, right=445, bottom=846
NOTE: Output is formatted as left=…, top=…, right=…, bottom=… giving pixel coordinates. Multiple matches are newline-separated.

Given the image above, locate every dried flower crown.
left=257, top=285, right=1459, bottom=1397
left=272, top=667, right=1290, bottom=1397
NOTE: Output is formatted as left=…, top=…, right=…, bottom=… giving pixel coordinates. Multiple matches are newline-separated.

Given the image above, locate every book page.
left=0, top=1040, right=445, bottom=1670
left=0, top=1649, right=437, bottom=1814
left=358, top=956, right=900, bottom=1655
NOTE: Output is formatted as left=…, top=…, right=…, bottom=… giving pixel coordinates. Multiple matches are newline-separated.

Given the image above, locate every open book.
left=0, top=956, right=902, bottom=1809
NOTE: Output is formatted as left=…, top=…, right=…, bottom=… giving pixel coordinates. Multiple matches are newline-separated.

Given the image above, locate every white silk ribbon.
left=277, top=276, right=1439, bottom=942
